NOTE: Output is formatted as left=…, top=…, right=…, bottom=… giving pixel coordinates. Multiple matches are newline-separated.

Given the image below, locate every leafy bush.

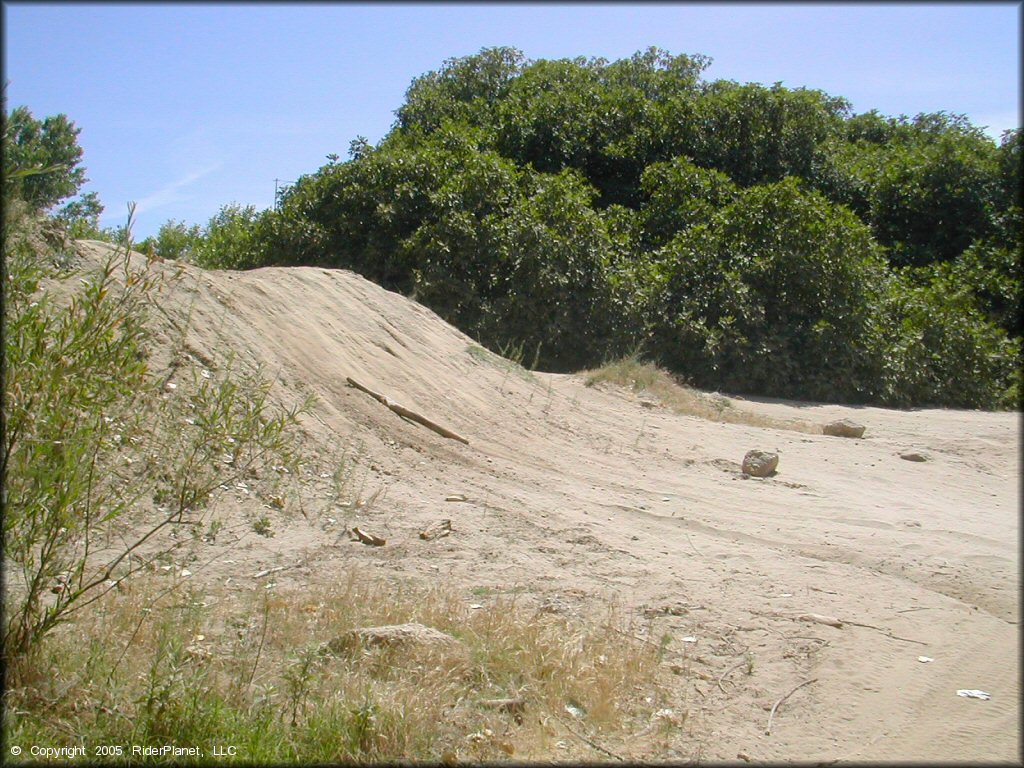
left=469, top=168, right=629, bottom=370
left=2, top=206, right=307, bottom=675
left=915, top=239, right=1022, bottom=338
left=194, top=203, right=265, bottom=269
left=647, top=178, right=890, bottom=402
left=863, top=271, right=1019, bottom=408
left=639, top=156, right=738, bottom=248
left=135, top=219, right=204, bottom=261
left=867, top=130, right=1000, bottom=267
left=2, top=106, right=87, bottom=210
left=53, top=191, right=106, bottom=240
left=683, top=81, right=851, bottom=189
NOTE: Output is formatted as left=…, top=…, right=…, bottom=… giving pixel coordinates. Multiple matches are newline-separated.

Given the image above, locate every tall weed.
left=2, top=205, right=308, bottom=677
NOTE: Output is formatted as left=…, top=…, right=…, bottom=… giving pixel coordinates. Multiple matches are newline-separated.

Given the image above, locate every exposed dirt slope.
left=76, top=240, right=1021, bottom=763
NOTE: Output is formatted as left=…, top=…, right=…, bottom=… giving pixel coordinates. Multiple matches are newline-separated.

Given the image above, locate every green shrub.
left=648, top=177, right=889, bottom=402
left=864, top=271, right=1019, bottom=408
left=2, top=106, right=87, bottom=211
left=194, top=203, right=266, bottom=269
left=135, top=219, right=204, bottom=261
left=2, top=206, right=307, bottom=676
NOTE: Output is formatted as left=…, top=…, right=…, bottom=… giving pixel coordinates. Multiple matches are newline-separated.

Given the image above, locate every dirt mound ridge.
left=70, top=240, right=1019, bottom=762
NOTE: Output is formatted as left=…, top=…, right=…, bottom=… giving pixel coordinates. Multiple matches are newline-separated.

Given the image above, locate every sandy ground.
left=75, top=242, right=1021, bottom=762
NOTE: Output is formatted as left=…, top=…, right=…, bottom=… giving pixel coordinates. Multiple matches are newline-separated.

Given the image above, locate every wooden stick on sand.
left=346, top=377, right=469, bottom=445
left=766, top=678, right=817, bottom=736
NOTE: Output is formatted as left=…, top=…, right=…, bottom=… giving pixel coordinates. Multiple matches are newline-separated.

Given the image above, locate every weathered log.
left=347, top=377, right=469, bottom=445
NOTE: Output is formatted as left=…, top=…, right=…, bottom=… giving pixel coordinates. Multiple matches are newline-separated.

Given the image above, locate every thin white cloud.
left=133, top=162, right=223, bottom=216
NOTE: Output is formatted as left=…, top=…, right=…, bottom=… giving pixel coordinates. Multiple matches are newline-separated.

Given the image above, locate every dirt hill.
left=75, top=239, right=1021, bottom=762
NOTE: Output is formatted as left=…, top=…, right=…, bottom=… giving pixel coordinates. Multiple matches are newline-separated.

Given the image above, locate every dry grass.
left=4, top=570, right=667, bottom=763
left=584, top=354, right=822, bottom=434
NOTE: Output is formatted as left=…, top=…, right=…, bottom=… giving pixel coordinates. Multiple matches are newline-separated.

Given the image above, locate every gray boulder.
left=899, top=451, right=928, bottom=462
left=742, top=450, right=779, bottom=477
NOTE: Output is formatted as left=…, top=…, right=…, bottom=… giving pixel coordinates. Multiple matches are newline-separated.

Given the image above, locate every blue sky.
left=4, top=2, right=1020, bottom=239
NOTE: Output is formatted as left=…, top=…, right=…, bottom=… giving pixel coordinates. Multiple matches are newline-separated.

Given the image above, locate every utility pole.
left=274, top=179, right=295, bottom=211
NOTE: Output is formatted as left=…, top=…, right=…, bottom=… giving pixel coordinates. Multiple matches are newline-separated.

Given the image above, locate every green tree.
left=864, top=271, right=1018, bottom=408
left=136, top=219, right=204, bottom=261
left=471, top=168, right=628, bottom=370
left=2, top=106, right=87, bottom=210
left=209, top=48, right=1018, bottom=409
left=869, top=129, right=1000, bottom=266
left=53, top=191, right=105, bottom=239
left=494, top=57, right=608, bottom=174
left=639, top=156, right=738, bottom=248
left=681, top=81, right=850, bottom=188
left=997, top=128, right=1021, bottom=210
left=648, top=178, right=890, bottom=402
left=913, top=239, right=1022, bottom=338
left=399, top=145, right=524, bottom=330
left=196, top=203, right=265, bottom=269
left=828, top=112, right=1004, bottom=268
left=396, top=46, right=525, bottom=135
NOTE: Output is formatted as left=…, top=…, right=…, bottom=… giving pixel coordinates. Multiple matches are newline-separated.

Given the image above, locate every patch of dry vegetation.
left=6, top=572, right=666, bottom=762
left=584, top=353, right=822, bottom=434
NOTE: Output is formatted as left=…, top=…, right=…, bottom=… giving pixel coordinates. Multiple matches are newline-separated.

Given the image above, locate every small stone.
left=823, top=419, right=865, bottom=438
left=900, top=451, right=928, bottom=462
left=419, top=519, right=453, bottom=540
left=742, top=450, right=779, bottom=477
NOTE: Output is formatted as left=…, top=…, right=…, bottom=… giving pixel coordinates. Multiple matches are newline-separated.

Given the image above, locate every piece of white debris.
left=180, top=568, right=192, bottom=578
left=956, top=689, right=991, bottom=700
left=681, top=636, right=698, bottom=643
left=918, top=656, right=934, bottom=663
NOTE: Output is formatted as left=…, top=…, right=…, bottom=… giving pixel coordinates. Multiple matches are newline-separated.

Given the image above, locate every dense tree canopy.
left=170, top=48, right=1024, bottom=408
left=2, top=106, right=88, bottom=211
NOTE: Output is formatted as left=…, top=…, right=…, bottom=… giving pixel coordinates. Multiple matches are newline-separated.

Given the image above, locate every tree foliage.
left=243, top=48, right=1021, bottom=407
left=3, top=106, right=88, bottom=211
left=51, top=48, right=1019, bottom=409
left=647, top=178, right=891, bottom=402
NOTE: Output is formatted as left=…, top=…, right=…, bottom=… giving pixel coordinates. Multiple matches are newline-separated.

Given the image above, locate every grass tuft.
left=584, top=353, right=821, bottom=433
